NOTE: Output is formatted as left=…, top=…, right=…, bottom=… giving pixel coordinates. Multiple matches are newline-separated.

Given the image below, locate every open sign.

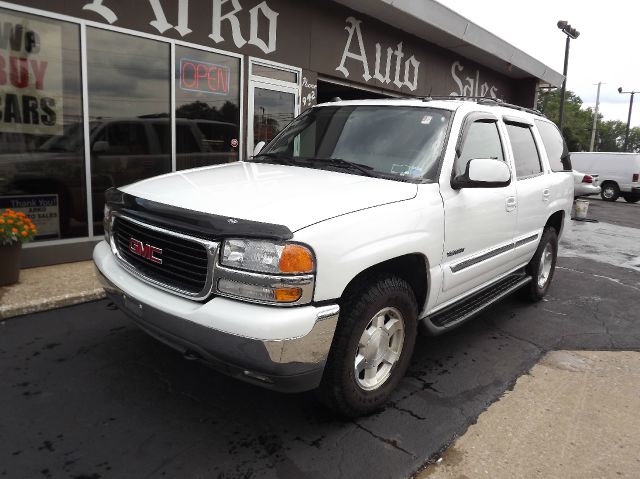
left=180, top=58, right=230, bottom=95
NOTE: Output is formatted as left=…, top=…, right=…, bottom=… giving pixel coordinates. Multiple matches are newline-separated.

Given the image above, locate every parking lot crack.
left=390, top=404, right=426, bottom=420
left=484, top=320, right=544, bottom=353
left=352, top=422, right=415, bottom=456
left=557, top=266, right=640, bottom=292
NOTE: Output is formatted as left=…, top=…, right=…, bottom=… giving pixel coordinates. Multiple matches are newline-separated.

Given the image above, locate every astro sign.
left=180, top=58, right=230, bottom=95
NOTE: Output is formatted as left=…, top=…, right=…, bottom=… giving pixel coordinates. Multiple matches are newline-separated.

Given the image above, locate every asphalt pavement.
left=1, top=200, right=639, bottom=479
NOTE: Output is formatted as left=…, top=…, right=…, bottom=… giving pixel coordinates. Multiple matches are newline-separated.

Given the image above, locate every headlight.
left=221, top=239, right=314, bottom=274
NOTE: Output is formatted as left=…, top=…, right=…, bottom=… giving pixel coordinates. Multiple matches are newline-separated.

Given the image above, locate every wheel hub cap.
left=354, top=307, right=405, bottom=391
left=537, top=243, right=554, bottom=288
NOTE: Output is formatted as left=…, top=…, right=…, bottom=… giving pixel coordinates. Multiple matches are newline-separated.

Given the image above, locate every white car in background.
left=571, top=152, right=640, bottom=202
left=573, top=170, right=600, bottom=198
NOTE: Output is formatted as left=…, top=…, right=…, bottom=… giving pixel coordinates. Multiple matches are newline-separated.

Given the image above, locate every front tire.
left=522, top=227, right=558, bottom=302
left=318, top=276, right=418, bottom=417
left=601, top=182, right=620, bottom=201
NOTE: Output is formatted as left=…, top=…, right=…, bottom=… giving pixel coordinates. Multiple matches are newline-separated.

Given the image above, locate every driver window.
left=454, top=120, right=504, bottom=177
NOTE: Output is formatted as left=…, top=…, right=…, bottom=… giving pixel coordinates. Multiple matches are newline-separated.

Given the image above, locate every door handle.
left=542, top=188, right=551, bottom=202
left=505, top=196, right=517, bottom=212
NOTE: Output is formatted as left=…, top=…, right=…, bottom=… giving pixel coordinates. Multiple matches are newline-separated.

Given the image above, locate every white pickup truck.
left=94, top=98, right=573, bottom=416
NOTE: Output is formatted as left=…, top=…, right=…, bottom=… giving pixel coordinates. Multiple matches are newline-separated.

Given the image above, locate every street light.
left=618, top=87, right=637, bottom=152
left=557, top=20, right=580, bottom=131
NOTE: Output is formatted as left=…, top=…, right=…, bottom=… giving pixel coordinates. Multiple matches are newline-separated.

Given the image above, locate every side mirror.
left=253, top=141, right=266, bottom=156
left=452, top=158, right=511, bottom=189
left=93, top=140, right=109, bottom=153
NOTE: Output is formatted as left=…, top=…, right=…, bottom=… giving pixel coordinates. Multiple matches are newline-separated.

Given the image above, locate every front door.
left=247, top=60, right=300, bottom=157
left=437, top=115, right=519, bottom=306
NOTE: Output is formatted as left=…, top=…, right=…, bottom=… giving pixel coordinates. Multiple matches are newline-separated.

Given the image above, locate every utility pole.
left=589, top=82, right=602, bottom=152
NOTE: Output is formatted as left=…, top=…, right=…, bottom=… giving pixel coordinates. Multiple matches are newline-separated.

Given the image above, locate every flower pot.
left=0, top=242, right=22, bottom=286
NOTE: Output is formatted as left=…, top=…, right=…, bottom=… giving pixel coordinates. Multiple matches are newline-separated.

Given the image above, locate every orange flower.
left=0, top=219, right=4, bottom=224
left=21, top=231, right=28, bottom=237
left=7, top=219, right=13, bottom=224
left=12, top=227, right=18, bottom=233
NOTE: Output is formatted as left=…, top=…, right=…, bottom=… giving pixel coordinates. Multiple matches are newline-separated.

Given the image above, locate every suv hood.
left=120, top=162, right=417, bottom=232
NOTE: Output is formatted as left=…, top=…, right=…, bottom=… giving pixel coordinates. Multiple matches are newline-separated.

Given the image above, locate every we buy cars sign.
left=0, top=11, right=63, bottom=136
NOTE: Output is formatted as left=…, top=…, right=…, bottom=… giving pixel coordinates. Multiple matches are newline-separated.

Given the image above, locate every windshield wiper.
left=250, top=152, right=297, bottom=167
left=301, top=157, right=376, bottom=177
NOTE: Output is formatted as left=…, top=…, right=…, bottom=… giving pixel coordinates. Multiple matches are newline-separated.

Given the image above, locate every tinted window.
left=506, top=123, right=542, bottom=178
left=175, top=46, right=240, bottom=170
left=0, top=9, right=87, bottom=241
left=455, top=120, right=504, bottom=177
left=535, top=119, right=571, bottom=171
left=87, top=28, right=171, bottom=234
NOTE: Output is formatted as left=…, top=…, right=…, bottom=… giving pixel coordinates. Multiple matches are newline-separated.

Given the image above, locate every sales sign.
left=0, top=194, right=60, bottom=239
left=180, top=58, right=230, bottom=95
left=0, top=11, right=63, bottom=136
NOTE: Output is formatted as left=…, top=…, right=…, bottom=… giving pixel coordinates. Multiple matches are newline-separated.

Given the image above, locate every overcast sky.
left=437, top=0, right=640, bottom=127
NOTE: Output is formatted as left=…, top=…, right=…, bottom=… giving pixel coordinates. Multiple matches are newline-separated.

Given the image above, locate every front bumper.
left=93, top=241, right=339, bottom=393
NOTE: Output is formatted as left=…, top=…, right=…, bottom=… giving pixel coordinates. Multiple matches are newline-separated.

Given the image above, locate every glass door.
left=248, top=60, right=300, bottom=157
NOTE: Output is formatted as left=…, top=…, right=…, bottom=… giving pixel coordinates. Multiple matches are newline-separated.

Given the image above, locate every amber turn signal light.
left=274, top=287, right=303, bottom=302
left=279, top=244, right=314, bottom=273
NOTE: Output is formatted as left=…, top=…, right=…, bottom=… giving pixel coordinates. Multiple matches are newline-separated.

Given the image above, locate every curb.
left=0, top=289, right=106, bottom=320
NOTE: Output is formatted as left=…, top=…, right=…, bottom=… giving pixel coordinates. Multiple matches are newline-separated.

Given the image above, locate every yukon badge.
left=447, top=248, right=465, bottom=257
left=129, top=238, right=163, bottom=264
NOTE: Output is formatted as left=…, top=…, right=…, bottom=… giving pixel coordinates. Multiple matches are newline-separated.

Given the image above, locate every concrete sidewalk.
left=0, top=261, right=104, bottom=319
left=416, top=350, right=640, bottom=479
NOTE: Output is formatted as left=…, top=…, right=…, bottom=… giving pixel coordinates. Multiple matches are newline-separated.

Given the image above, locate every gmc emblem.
left=128, top=238, right=163, bottom=264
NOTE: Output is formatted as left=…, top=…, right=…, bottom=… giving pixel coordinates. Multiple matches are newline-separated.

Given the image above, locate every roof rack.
left=413, top=95, right=545, bottom=118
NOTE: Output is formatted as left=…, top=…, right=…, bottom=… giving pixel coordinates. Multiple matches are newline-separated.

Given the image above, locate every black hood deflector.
left=106, top=188, right=293, bottom=241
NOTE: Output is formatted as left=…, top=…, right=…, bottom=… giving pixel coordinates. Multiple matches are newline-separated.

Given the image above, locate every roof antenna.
left=422, top=87, right=433, bottom=102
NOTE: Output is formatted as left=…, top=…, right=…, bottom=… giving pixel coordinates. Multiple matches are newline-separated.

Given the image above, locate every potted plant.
left=0, top=209, right=37, bottom=286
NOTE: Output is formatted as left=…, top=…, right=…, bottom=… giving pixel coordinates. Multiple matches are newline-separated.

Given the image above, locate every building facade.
left=0, top=0, right=562, bottom=266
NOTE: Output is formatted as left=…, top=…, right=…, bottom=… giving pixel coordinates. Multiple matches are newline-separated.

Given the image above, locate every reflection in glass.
left=87, top=28, right=171, bottom=234
left=0, top=9, right=87, bottom=241
left=251, top=64, right=297, bottom=83
left=175, top=46, right=240, bottom=170
left=253, top=88, right=295, bottom=146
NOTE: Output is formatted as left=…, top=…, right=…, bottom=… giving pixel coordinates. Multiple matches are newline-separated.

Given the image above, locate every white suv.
left=94, top=98, right=573, bottom=416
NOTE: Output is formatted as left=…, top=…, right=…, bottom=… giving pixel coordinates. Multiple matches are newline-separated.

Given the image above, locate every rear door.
left=503, top=118, right=550, bottom=262
left=438, top=113, right=518, bottom=305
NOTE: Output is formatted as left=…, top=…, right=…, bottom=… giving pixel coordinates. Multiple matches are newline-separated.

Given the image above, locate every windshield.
left=253, top=105, right=452, bottom=181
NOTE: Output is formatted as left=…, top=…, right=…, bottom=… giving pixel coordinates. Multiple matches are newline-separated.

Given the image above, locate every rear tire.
left=522, top=227, right=558, bottom=302
left=601, top=182, right=620, bottom=202
left=317, top=275, right=418, bottom=417
left=622, top=194, right=640, bottom=203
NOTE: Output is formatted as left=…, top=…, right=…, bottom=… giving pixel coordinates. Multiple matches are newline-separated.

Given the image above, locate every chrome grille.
left=111, top=214, right=216, bottom=299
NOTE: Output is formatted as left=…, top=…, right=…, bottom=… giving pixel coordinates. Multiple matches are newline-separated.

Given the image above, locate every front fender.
left=293, top=184, right=444, bottom=311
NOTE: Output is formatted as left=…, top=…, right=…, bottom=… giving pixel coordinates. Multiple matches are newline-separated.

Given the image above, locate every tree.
left=537, top=89, right=640, bottom=153
left=537, top=89, right=594, bottom=151
left=595, top=120, right=626, bottom=152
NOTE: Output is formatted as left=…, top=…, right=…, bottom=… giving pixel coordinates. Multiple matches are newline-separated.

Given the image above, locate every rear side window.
left=535, top=119, right=571, bottom=171
left=454, top=120, right=504, bottom=177
left=506, top=123, right=542, bottom=178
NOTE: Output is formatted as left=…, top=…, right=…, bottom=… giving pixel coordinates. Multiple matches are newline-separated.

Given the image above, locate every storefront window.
left=0, top=9, right=86, bottom=241
left=87, top=28, right=170, bottom=234
left=253, top=88, right=296, bottom=146
left=175, top=46, right=240, bottom=170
